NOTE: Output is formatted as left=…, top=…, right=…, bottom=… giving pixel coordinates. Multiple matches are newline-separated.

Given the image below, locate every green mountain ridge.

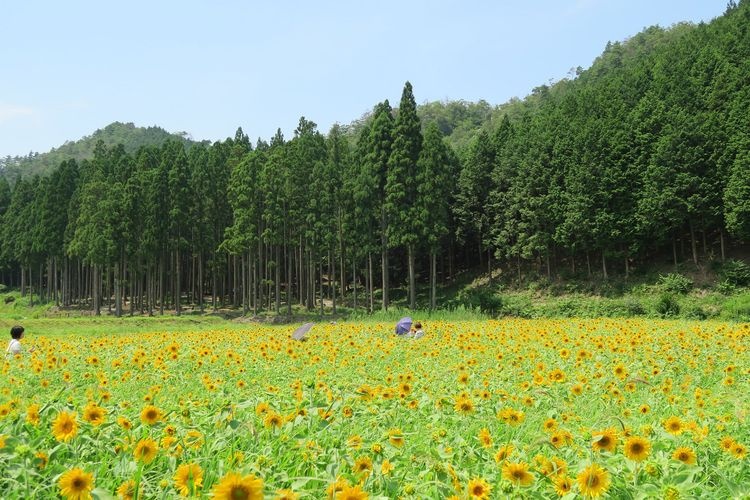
left=0, top=122, right=202, bottom=181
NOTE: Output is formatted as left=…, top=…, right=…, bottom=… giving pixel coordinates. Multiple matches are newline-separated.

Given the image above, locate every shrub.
left=457, top=288, right=503, bottom=317
left=685, top=305, right=707, bottom=320
left=716, top=280, right=737, bottom=295
left=655, top=293, right=681, bottom=318
left=721, top=259, right=750, bottom=287
left=658, top=273, right=693, bottom=294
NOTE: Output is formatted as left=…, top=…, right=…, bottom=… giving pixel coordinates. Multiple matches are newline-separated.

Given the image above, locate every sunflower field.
left=1, top=318, right=748, bottom=499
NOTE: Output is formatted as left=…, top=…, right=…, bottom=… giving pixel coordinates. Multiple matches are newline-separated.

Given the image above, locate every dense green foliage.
left=0, top=122, right=198, bottom=182
left=1, top=3, right=750, bottom=315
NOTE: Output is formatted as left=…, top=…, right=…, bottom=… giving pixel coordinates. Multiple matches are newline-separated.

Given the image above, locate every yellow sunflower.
left=116, top=479, right=141, bottom=500
left=623, top=436, right=651, bottom=462
left=553, top=475, right=573, bottom=497
left=52, top=411, right=78, bottom=442
left=388, top=428, right=404, bottom=447
left=140, top=405, right=163, bottom=425
left=672, top=447, right=697, bottom=465
left=211, top=472, right=263, bottom=500
left=275, top=489, right=299, bottom=500
left=58, top=468, right=94, bottom=500
left=730, top=443, right=747, bottom=459
left=663, top=416, right=684, bottom=436
left=478, top=428, right=493, bottom=448
left=133, top=438, right=159, bottom=464
left=467, top=477, right=492, bottom=498
left=591, top=428, right=618, bottom=453
left=174, top=462, right=203, bottom=496
left=336, top=484, right=368, bottom=500
left=83, top=403, right=106, bottom=426
left=502, top=461, right=534, bottom=487
left=26, top=403, right=40, bottom=426
left=577, top=463, right=610, bottom=497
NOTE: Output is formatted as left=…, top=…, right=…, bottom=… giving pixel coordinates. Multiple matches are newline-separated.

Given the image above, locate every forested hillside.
left=1, top=2, right=748, bottom=316
left=0, top=122, right=198, bottom=181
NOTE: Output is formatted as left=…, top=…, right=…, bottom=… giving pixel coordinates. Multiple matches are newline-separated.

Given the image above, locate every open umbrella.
left=395, top=317, right=412, bottom=335
left=291, top=322, right=314, bottom=341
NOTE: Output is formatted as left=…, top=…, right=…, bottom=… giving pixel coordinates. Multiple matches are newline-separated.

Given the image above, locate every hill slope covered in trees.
left=0, top=122, right=200, bottom=182
left=1, top=2, right=749, bottom=317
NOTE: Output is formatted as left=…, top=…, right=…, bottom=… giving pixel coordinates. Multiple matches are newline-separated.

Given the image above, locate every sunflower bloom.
left=495, top=444, right=514, bottom=462
left=591, top=428, right=618, bottom=453
left=52, top=411, right=78, bottom=442
left=730, top=443, right=747, bottom=459
left=336, top=484, right=368, bottom=500
left=353, top=455, right=373, bottom=477
left=381, top=459, right=394, bottom=475
left=212, top=472, right=263, bottom=500
left=467, top=477, right=492, bottom=498
left=174, top=462, right=203, bottom=496
left=478, top=428, right=493, bottom=448
left=553, top=475, right=573, bottom=496
left=26, top=403, right=40, bottom=426
left=83, top=403, right=106, bottom=426
left=388, top=428, right=404, bottom=447
left=663, top=416, right=683, bottom=436
left=502, top=461, right=534, bottom=487
left=58, top=468, right=94, bottom=500
left=140, top=405, right=163, bottom=425
left=275, top=489, right=299, bottom=500
left=117, top=480, right=140, bottom=500
left=672, top=447, right=697, bottom=465
left=133, top=438, right=159, bottom=464
left=577, top=463, right=610, bottom=497
left=623, top=436, right=651, bottom=462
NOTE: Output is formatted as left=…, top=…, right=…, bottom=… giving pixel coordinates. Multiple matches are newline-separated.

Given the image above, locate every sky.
left=0, top=0, right=729, bottom=157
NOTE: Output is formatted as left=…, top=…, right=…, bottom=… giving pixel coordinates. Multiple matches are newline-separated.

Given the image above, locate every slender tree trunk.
left=517, top=254, right=522, bottom=284
left=381, top=207, right=389, bottom=311
left=720, top=228, right=726, bottom=262
left=159, top=255, right=165, bottom=315
left=353, top=257, right=358, bottom=311
left=93, top=264, right=101, bottom=316
left=673, top=238, right=678, bottom=267
left=571, top=253, right=576, bottom=275
left=488, top=248, right=493, bottom=286
left=408, top=244, right=416, bottom=309
left=330, top=248, right=336, bottom=314
left=115, top=260, right=122, bottom=318
left=338, top=212, right=346, bottom=304
left=252, top=249, right=258, bottom=315
left=20, top=265, right=25, bottom=297
left=28, top=267, right=34, bottom=307
left=211, top=257, right=218, bottom=312
left=298, top=236, right=304, bottom=306
left=689, top=220, right=698, bottom=266
left=430, top=251, right=437, bottom=310
left=198, top=253, right=204, bottom=312
left=319, top=259, right=324, bottom=315
left=286, top=243, right=292, bottom=316
left=368, top=252, right=374, bottom=314
left=624, top=252, right=629, bottom=280
left=601, top=252, right=608, bottom=280
left=275, top=245, right=281, bottom=314
left=545, top=250, right=551, bottom=279
left=242, top=252, right=248, bottom=315
left=702, top=229, right=707, bottom=258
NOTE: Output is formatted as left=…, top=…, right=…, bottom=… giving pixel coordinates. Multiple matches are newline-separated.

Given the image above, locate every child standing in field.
left=6, top=325, right=34, bottom=358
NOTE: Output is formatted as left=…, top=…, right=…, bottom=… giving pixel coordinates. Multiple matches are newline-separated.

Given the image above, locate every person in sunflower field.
left=6, top=325, right=34, bottom=358
left=406, top=322, right=425, bottom=340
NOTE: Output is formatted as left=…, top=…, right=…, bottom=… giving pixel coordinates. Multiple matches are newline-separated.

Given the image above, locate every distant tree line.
left=0, top=2, right=749, bottom=315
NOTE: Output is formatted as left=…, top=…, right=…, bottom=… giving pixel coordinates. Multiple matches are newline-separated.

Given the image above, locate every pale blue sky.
left=0, top=1, right=727, bottom=157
